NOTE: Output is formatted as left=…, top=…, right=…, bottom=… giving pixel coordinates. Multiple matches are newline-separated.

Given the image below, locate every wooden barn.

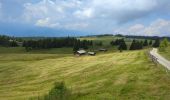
left=76, top=50, right=86, bottom=56
left=88, top=52, right=96, bottom=56
left=99, top=48, right=107, bottom=52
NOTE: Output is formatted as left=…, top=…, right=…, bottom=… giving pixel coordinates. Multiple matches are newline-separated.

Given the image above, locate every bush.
left=159, top=38, right=169, bottom=52
left=32, top=82, right=74, bottom=100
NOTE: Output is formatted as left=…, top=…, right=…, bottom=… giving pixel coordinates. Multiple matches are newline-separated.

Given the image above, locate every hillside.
left=159, top=44, right=170, bottom=60
left=0, top=50, right=170, bottom=100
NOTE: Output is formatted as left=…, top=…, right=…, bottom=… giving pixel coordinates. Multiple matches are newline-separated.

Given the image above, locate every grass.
left=0, top=47, right=73, bottom=54
left=159, top=45, right=170, bottom=60
left=0, top=49, right=170, bottom=100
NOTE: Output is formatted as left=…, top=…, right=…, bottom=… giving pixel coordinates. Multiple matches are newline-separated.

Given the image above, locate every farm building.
left=16, top=41, right=23, bottom=46
left=99, top=48, right=107, bottom=52
left=9, top=39, right=23, bottom=47
left=76, top=50, right=86, bottom=56
left=88, top=52, right=96, bottom=56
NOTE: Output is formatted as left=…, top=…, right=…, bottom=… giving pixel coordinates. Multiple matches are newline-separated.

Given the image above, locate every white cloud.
left=73, top=0, right=158, bottom=23
left=21, top=0, right=170, bottom=35
left=74, top=8, right=94, bottom=19
left=35, top=17, right=60, bottom=28
left=35, top=17, right=88, bottom=29
left=128, top=24, right=145, bottom=33
left=115, top=19, right=170, bottom=36
left=23, top=0, right=88, bottom=29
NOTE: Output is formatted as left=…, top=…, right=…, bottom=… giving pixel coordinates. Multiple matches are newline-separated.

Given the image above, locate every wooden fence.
left=147, top=51, right=158, bottom=65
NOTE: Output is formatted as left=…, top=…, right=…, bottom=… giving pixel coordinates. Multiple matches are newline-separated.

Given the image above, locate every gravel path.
left=150, top=48, right=170, bottom=70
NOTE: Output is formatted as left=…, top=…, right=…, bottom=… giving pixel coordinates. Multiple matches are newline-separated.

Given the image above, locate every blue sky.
left=0, top=0, right=170, bottom=36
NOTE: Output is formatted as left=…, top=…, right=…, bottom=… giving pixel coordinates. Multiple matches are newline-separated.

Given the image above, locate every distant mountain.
left=0, top=22, right=89, bottom=37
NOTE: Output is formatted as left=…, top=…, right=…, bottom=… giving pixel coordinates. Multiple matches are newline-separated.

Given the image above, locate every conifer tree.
left=143, top=39, right=148, bottom=46
left=118, top=39, right=127, bottom=52
left=149, top=40, right=153, bottom=45
left=152, top=39, right=160, bottom=47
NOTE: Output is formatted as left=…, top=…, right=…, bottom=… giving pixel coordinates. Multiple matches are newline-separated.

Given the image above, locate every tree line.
left=0, top=35, right=163, bottom=52
left=0, top=35, right=19, bottom=47
left=110, top=38, right=160, bottom=51
left=22, top=37, right=93, bottom=52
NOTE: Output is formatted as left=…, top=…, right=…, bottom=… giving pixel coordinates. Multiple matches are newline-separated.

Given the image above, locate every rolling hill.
left=0, top=49, right=170, bottom=100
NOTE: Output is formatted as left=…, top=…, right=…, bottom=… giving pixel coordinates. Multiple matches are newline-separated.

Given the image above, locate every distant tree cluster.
left=118, top=39, right=127, bottom=52
left=110, top=39, right=125, bottom=46
left=149, top=40, right=153, bottom=45
left=152, top=38, right=160, bottom=48
left=110, top=39, right=127, bottom=52
left=143, top=39, right=148, bottom=46
left=73, top=40, right=93, bottom=52
left=22, top=37, right=93, bottom=52
left=96, top=34, right=113, bottom=37
left=95, top=41, right=103, bottom=46
left=125, top=35, right=170, bottom=40
left=0, top=35, right=10, bottom=46
left=0, top=35, right=18, bottom=47
left=142, top=39, right=153, bottom=46
left=9, top=40, right=18, bottom=47
left=129, top=40, right=143, bottom=50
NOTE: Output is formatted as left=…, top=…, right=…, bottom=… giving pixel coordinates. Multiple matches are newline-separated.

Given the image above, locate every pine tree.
left=143, top=39, right=148, bottom=46
left=130, top=40, right=143, bottom=50
left=149, top=40, right=152, bottom=45
left=118, top=39, right=127, bottom=52
left=152, top=39, right=160, bottom=47
left=130, top=40, right=136, bottom=50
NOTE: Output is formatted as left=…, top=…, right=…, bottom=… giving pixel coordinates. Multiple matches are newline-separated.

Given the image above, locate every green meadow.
left=0, top=36, right=169, bottom=100
left=0, top=47, right=170, bottom=100
left=159, top=44, right=170, bottom=60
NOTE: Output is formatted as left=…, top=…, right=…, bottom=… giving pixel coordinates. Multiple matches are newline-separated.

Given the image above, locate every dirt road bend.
left=150, top=48, right=170, bottom=70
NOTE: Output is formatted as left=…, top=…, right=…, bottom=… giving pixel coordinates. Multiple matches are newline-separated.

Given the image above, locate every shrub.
left=32, top=82, right=74, bottom=100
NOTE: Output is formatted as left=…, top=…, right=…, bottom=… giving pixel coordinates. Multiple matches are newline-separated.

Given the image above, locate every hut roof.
left=99, top=48, right=107, bottom=51
left=88, top=52, right=96, bottom=55
left=77, top=50, right=86, bottom=54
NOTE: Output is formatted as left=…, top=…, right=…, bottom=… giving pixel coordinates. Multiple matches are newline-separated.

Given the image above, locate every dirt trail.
left=150, top=48, right=170, bottom=70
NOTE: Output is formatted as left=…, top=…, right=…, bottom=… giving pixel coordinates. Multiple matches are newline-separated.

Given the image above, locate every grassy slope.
left=159, top=45, right=170, bottom=60
left=0, top=47, right=73, bottom=54
left=0, top=50, right=170, bottom=100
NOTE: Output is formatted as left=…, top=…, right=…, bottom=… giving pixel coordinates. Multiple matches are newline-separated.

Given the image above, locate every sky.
left=0, top=0, right=170, bottom=37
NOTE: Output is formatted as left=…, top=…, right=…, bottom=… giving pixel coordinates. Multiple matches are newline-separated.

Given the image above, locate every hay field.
left=0, top=50, right=170, bottom=100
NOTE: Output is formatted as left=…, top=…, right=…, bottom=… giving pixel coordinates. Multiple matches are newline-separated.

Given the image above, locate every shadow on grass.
left=30, top=82, right=75, bottom=100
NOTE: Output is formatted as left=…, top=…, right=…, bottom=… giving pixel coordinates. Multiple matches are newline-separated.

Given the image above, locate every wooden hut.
left=76, top=50, right=86, bottom=56
left=88, top=52, right=96, bottom=56
left=99, top=48, right=107, bottom=52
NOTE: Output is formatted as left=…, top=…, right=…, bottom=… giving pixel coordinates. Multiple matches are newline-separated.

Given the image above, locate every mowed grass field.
left=0, top=48, right=170, bottom=100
